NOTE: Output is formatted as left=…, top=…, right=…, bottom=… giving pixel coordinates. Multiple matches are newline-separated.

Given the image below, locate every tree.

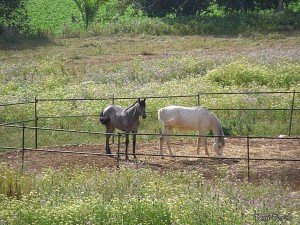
left=73, top=0, right=102, bottom=29
left=0, top=0, right=28, bottom=35
left=277, top=0, right=283, bottom=11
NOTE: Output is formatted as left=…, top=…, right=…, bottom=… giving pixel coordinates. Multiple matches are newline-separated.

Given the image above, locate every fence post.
left=197, top=92, right=200, bottom=106
left=288, top=90, right=296, bottom=136
left=117, top=133, right=121, bottom=169
left=247, top=136, right=250, bottom=182
left=21, top=123, right=25, bottom=172
left=112, top=94, right=115, bottom=105
left=34, top=97, right=38, bottom=149
left=112, top=94, right=115, bottom=144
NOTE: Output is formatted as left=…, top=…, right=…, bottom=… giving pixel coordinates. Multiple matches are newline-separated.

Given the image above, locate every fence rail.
left=1, top=91, right=299, bottom=106
left=0, top=124, right=299, bottom=181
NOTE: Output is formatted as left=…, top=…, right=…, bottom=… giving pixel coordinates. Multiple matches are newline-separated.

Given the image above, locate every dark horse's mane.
left=124, top=100, right=138, bottom=111
left=124, top=99, right=146, bottom=111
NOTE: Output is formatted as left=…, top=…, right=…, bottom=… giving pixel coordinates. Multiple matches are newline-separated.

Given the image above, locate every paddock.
left=1, top=91, right=299, bottom=190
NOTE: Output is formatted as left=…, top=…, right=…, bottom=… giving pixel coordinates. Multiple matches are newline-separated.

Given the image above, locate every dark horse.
left=100, top=98, right=146, bottom=159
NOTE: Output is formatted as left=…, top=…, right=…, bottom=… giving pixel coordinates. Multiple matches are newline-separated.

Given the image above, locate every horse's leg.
left=159, top=129, right=165, bottom=158
left=197, top=138, right=202, bottom=155
left=204, top=137, right=209, bottom=156
left=125, top=132, right=129, bottom=160
left=105, top=125, right=114, bottom=155
left=132, top=132, right=137, bottom=159
left=105, top=134, right=111, bottom=154
left=197, top=132, right=201, bottom=155
left=161, top=126, right=174, bottom=158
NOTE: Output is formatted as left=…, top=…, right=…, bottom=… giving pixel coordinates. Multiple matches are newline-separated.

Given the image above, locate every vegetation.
left=0, top=0, right=299, bottom=37
left=0, top=35, right=299, bottom=149
left=0, top=1, right=299, bottom=224
left=0, top=165, right=299, bottom=224
left=73, top=0, right=102, bottom=29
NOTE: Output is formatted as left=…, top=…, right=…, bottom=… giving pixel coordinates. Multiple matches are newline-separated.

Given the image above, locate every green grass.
left=0, top=35, right=300, bottom=149
left=0, top=34, right=299, bottom=224
left=0, top=165, right=299, bottom=224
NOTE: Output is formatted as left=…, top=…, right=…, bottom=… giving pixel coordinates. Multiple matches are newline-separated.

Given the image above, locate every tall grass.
left=1, top=54, right=300, bottom=149
left=0, top=165, right=299, bottom=224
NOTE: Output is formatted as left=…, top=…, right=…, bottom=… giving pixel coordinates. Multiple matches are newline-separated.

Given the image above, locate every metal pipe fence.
left=1, top=91, right=300, bottom=181
left=0, top=123, right=299, bottom=182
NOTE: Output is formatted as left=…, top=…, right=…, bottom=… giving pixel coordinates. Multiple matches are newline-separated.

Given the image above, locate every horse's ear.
left=137, top=98, right=141, bottom=103
left=143, top=98, right=146, bottom=102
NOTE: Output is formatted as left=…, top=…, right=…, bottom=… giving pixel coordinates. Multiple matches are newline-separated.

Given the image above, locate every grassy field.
left=1, top=34, right=300, bottom=149
left=0, top=34, right=300, bottom=224
left=1, top=1, right=300, bottom=223
left=0, top=165, right=299, bottom=224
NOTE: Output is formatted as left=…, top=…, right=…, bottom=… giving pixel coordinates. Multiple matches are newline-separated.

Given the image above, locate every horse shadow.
left=180, top=157, right=240, bottom=166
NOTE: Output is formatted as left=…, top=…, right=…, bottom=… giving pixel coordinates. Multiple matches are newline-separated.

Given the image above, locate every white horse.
left=158, top=106, right=225, bottom=157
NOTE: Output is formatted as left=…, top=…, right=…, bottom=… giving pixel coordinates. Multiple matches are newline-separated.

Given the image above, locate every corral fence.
left=0, top=91, right=300, bottom=182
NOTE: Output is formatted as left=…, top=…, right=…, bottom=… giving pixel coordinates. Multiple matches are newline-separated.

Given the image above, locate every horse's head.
left=137, top=98, right=147, bottom=119
left=213, top=136, right=225, bottom=156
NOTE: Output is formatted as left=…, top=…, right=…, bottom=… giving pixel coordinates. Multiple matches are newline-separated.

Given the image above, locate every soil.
left=1, top=138, right=299, bottom=189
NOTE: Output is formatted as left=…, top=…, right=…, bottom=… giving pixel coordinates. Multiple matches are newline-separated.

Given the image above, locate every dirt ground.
left=1, top=138, right=299, bottom=189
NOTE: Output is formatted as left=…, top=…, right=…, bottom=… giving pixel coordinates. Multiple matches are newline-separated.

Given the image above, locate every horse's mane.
left=211, top=112, right=224, bottom=137
left=124, top=100, right=138, bottom=111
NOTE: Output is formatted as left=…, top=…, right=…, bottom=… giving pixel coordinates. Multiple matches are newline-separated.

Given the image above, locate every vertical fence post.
left=197, top=92, right=200, bottom=106
left=117, top=133, right=121, bottom=169
left=288, top=90, right=296, bottom=136
left=112, top=94, right=115, bottom=105
left=112, top=94, right=115, bottom=144
left=34, top=97, right=38, bottom=149
left=247, top=136, right=250, bottom=182
left=21, top=123, right=25, bottom=172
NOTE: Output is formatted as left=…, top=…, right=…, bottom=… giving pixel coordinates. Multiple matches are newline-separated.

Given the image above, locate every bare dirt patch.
left=1, top=138, right=299, bottom=189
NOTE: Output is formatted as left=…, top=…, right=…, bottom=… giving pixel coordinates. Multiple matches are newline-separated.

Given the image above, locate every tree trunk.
left=277, top=0, right=283, bottom=12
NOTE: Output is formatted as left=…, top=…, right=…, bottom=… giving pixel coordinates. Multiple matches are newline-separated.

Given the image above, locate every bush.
left=206, top=60, right=300, bottom=88
left=25, top=0, right=83, bottom=36
left=0, top=0, right=29, bottom=37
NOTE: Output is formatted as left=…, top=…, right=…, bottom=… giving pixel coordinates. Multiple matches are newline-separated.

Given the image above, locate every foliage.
left=73, top=0, right=102, bottom=29
left=134, top=0, right=296, bottom=17
left=0, top=165, right=34, bottom=199
left=25, top=0, right=83, bottom=36
left=1, top=0, right=299, bottom=37
left=94, top=0, right=144, bottom=24
left=287, top=0, right=300, bottom=13
left=90, top=9, right=300, bottom=36
left=0, top=0, right=29, bottom=37
left=0, top=165, right=299, bottom=224
left=206, top=60, right=300, bottom=88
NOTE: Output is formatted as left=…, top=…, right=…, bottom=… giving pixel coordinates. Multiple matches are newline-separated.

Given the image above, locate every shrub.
left=206, top=60, right=270, bottom=87
left=0, top=0, right=30, bottom=38
left=206, top=60, right=300, bottom=88
left=25, top=0, right=83, bottom=36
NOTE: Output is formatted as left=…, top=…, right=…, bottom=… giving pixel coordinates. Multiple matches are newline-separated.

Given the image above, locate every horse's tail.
left=100, top=111, right=109, bottom=124
left=158, top=108, right=175, bottom=125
